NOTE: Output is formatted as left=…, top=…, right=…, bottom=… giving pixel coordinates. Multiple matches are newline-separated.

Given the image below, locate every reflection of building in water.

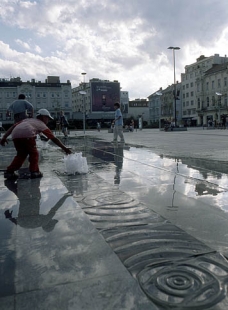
left=4, top=179, right=71, bottom=231
left=195, top=182, right=221, bottom=196
left=172, top=156, right=226, bottom=179
left=168, top=156, right=224, bottom=197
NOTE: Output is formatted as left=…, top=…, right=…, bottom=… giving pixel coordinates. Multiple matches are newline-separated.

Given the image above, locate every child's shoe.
left=31, top=171, right=43, bottom=179
left=4, top=171, right=19, bottom=179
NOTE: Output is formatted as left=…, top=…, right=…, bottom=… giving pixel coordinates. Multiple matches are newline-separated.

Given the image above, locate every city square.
left=1, top=128, right=228, bottom=309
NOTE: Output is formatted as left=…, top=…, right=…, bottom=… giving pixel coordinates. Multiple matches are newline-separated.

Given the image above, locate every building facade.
left=181, top=54, right=228, bottom=126
left=148, top=83, right=182, bottom=128
left=0, top=76, right=72, bottom=124
left=148, top=89, right=162, bottom=126
left=128, top=99, right=149, bottom=123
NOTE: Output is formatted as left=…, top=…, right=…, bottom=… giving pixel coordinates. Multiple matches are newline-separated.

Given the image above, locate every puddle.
left=1, top=136, right=228, bottom=308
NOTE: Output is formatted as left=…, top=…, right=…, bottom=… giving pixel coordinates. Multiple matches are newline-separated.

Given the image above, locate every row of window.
left=182, top=82, right=194, bottom=90
left=0, top=92, right=70, bottom=98
left=183, top=109, right=196, bottom=115
left=205, top=78, right=227, bottom=90
left=182, top=77, right=227, bottom=90
left=183, top=101, right=195, bottom=107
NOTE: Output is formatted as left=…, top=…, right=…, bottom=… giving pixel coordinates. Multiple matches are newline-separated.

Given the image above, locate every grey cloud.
left=1, top=0, right=228, bottom=98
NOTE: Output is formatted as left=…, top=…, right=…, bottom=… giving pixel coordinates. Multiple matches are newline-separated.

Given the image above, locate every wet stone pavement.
left=1, top=130, right=228, bottom=310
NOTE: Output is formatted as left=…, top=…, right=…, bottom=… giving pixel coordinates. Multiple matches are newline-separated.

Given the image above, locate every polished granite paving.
left=1, top=132, right=228, bottom=309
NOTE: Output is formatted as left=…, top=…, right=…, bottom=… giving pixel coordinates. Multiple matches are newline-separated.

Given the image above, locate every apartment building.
left=148, top=90, right=161, bottom=125
left=0, top=76, right=72, bottom=124
left=128, top=99, right=149, bottom=122
left=181, top=54, right=228, bottom=126
left=196, top=62, right=228, bottom=125
left=148, top=83, right=182, bottom=127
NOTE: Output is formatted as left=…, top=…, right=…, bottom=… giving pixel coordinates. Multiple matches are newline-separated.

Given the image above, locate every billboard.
left=91, top=81, right=120, bottom=112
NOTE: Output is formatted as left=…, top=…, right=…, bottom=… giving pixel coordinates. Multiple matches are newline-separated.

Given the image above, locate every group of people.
left=0, top=98, right=126, bottom=180
left=0, top=94, right=72, bottom=180
left=124, top=119, right=134, bottom=132
left=207, top=115, right=228, bottom=129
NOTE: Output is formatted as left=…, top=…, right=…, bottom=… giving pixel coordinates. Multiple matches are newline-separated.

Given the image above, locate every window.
left=190, top=82, right=193, bottom=87
left=186, top=84, right=189, bottom=89
left=198, top=98, right=200, bottom=108
left=212, top=81, right=214, bottom=89
left=224, top=94, right=227, bottom=106
left=191, top=100, right=194, bottom=106
left=212, top=96, right=215, bottom=106
left=206, top=82, right=209, bottom=90
left=218, top=79, right=221, bottom=88
left=191, top=91, right=194, bottom=97
left=218, top=96, right=221, bottom=105
left=207, top=97, right=209, bottom=107
left=224, top=77, right=227, bottom=87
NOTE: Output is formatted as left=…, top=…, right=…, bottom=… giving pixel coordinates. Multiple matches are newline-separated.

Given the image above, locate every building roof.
left=204, top=62, right=228, bottom=75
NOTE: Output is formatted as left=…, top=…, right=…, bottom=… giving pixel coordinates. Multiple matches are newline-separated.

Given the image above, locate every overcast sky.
left=0, top=0, right=228, bottom=99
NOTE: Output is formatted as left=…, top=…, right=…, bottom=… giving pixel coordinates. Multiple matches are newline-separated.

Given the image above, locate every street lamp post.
left=80, top=72, right=87, bottom=135
left=79, top=91, right=86, bottom=135
left=168, top=46, right=180, bottom=127
left=215, top=92, right=222, bottom=123
left=81, top=72, right=86, bottom=83
left=156, top=91, right=162, bottom=130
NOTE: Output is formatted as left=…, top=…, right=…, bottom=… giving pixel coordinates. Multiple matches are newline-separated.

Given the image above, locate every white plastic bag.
left=63, top=153, right=88, bottom=174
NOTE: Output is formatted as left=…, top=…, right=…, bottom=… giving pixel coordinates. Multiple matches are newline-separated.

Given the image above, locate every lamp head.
left=168, top=46, right=180, bottom=50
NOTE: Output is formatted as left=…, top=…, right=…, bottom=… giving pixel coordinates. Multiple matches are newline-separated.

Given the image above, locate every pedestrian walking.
left=8, top=94, right=34, bottom=123
left=0, top=109, right=72, bottom=180
left=59, top=110, right=69, bottom=137
left=112, top=102, right=125, bottom=143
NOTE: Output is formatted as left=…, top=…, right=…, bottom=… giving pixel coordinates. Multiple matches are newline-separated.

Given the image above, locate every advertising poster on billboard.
left=91, top=81, right=120, bottom=112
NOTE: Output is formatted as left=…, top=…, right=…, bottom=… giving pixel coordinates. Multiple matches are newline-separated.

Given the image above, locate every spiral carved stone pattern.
left=138, top=255, right=228, bottom=309
left=58, top=172, right=228, bottom=309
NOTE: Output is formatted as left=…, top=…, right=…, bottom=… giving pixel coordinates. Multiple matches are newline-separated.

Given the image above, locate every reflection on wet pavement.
left=1, top=135, right=228, bottom=309
left=57, top=137, right=228, bottom=308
